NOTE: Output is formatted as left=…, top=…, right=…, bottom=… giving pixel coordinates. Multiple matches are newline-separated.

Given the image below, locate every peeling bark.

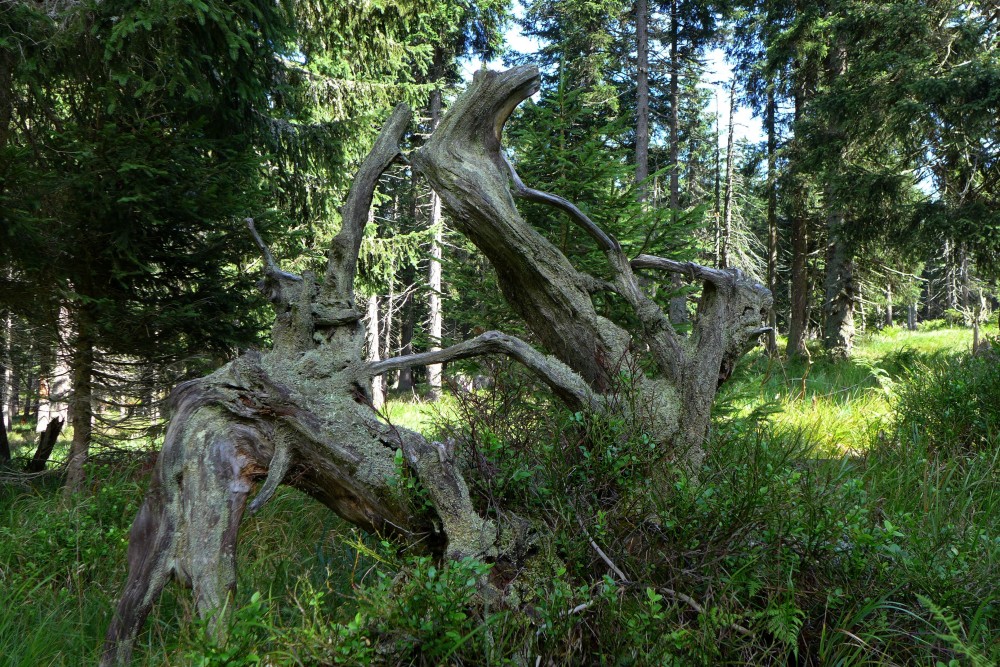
left=104, top=68, right=770, bottom=666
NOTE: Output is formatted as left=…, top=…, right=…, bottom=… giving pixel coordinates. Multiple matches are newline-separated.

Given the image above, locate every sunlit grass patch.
left=721, top=327, right=980, bottom=455
left=380, top=391, right=459, bottom=436
left=855, top=325, right=975, bottom=361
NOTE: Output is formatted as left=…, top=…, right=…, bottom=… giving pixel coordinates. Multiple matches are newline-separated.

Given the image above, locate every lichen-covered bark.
left=104, top=67, right=771, bottom=666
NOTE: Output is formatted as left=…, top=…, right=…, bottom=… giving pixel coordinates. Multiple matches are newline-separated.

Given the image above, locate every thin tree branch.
left=501, top=151, right=620, bottom=252
left=246, top=218, right=302, bottom=284
left=366, top=330, right=600, bottom=411
left=655, top=588, right=754, bottom=637
left=321, top=103, right=411, bottom=307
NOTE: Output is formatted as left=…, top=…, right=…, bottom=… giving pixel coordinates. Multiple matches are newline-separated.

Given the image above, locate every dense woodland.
left=1, top=1, right=998, bottom=665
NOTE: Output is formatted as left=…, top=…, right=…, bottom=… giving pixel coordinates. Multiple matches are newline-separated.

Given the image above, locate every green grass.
left=0, top=326, right=996, bottom=665
left=720, top=326, right=985, bottom=455
left=379, top=391, right=458, bottom=436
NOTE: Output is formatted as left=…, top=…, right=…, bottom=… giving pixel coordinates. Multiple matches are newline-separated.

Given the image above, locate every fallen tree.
left=102, top=66, right=771, bottom=665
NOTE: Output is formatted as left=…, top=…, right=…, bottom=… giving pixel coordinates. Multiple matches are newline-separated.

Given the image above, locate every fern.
left=917, top=595, right=991, bottom=667
left=767, top=600, right=805, bottom=655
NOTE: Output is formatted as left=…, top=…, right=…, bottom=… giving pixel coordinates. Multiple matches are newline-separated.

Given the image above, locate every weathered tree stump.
left=102, top=66, right=771, bottom=666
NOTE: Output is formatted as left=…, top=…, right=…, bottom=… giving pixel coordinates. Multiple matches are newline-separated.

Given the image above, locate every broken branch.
left=322, top=103, right=411, bottom=307
left=246, top=218, right=302, bottom=284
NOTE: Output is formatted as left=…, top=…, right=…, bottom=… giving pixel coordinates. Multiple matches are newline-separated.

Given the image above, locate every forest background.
left=1, top=0, right=998, bottom=664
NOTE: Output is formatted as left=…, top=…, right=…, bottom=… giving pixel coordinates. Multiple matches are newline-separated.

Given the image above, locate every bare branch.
left=501, top=151, right=620, bottom=252
left=578, top=516, right=629, bottom=582
left=631, top=254, right=737, bottom=288
left=366, top=330, right=600, bottom=411
left=321, top=103, right=411, bottom=307
left=246, top=218, right=302, bottom=307
left=655, top=588, right=754, bottom=637
left=246, top=218, right=301, bottom=283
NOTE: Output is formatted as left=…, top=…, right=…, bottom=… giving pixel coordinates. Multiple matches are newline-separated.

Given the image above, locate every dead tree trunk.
left=102, top=67, right=770, bottom=666
left=426, top=77, right=445, bottom=401
left=364, top=294, right=384, bottom=410
left=64, top=320, right=94, bottom=495
left=720, top=77, right=737, bottom=270
left=26, top=416, right=63, bottom=474
left=635, top=0, right=650, bottom=197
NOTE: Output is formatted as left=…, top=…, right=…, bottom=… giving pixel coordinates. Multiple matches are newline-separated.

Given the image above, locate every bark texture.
left=426, top=73, right=445, bottom=400
left=103, top=67, right=770, bottom=666
left=764, top=85, right=779, bottom=355
left=26, top=416, right=63, bottom=473
left=635, top=0, right=649, bottom=196
left=821, top=211, right=856, bottom=356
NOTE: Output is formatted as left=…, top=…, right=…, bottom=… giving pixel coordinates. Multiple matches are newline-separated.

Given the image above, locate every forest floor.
left=1, top=324, right=997, bottom=666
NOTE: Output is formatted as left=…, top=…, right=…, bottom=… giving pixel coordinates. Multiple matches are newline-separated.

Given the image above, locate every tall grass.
left=720, top=326, right=980, bottom=455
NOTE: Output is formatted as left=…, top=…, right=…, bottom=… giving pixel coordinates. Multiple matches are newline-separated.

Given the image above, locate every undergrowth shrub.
left=3, top=340, right=997, bottom=666
left=894, top=354, right=1000, bottom=453
left=263, top=551, right=500, bottom=666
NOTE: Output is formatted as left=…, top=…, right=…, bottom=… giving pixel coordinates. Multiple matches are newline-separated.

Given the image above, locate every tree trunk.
left=23, top=372, right=36, bottom=424
left=821, top=210, right=855, bottom=355
left=635, top=0, right=649, bottom=197
left=37, top=307, right=71, bottom=434
left=25, top=417, right=63, bottom=474
left=666, top=0, right=687, bottom=324
left=885, top=283, right=893, bottom=328
left=786, top=81, right=810, bottom=358
left=765, top=84, right=779, bottom=355
left=365, top=294, right=385, bottom=411
left=669, top=0, right=679, bottom=213
left=103, top=69, right=771, bottom=666
left=944, top=240, right=957, bottom=312
left=958, top=242, right=969, bottom=314
left=64, top=320, right=94, bottom=495
left=382, top=213, right=397, bottom=390
left=0, top=309, right=10, bottom=461
left=720, top=78, right=737, bottom=270
left=713, top=91, right=721, bottom=265
left=0, top=403, right=8, bottom=462
left=426, top=61, right=445, bottom=400
left=395, top=264, right=416, bottom=392
left=787, top=204, right=809, bottom=357
left=820, top=40, right=854, bottom=357
left=7, top=361, right=19, bottom=433
left=907, top=302, right=917, bottom=330
left=427, top=193, right=444, bottom=399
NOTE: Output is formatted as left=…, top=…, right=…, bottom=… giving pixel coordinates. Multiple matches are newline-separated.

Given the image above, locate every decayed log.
left=102, top=67, right=771, bottom=666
